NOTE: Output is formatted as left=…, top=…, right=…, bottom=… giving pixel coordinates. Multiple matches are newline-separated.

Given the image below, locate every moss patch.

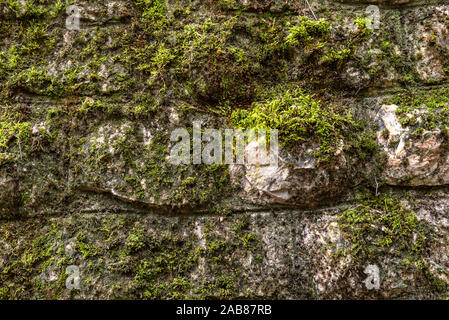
left=387, top=87, right=449, bottom=133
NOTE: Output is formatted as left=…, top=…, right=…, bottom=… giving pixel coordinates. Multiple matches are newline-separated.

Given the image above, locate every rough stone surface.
left=1, top=0, right=449, bottom=299
left=377, top=104, right=449, bottom=186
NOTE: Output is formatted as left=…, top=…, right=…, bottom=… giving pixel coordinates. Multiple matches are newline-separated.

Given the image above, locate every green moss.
left=125, top=224, right=146, bottom=253
left=134, top=131, right=232, bottom=207
left=76, top=97, right=121, bottom=116
left=285, top=17, right=330, bottom=46
left=76, top=233, right=102, bottom=259
left=1, top=0, right=447, bottom=300
left=231, top=87, right=356, bottom=160
left=387, top=87, right=449, bottom=133
left=136, top=0, right=167, bottom=30
left=2, top=0, right=66, bottom=19
left=338, top=193, right=428, bottom=265
left=7, top=66, right=64, bottom=97
left=0, top=120, right=31, bottom=150
left=353, top=17, right=372, bottom=37
left=132, top=234, right=200, bottom=299
left=320, top=48, right=351, bottom=66
left=0, top=221, right=70, bottom=299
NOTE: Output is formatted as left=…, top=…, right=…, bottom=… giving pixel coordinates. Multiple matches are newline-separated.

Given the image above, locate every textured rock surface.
left=231, top=143, right=355, bottom=206
left=377, top=104, right=449, bottom=186
left=1, top=0, right=449, bottom=299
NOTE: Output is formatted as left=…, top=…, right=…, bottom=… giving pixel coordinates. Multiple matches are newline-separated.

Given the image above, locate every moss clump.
left=136, top=0, right=168, bottom=30
left=0, top=120, right=31, bottom=150
left=285, top=17, right=330, bottom=46
left=353, top=17, right=372, bottom=37
left=338, top=194, right=428, bottom=264
left=231, top=88, right=357, bottom=160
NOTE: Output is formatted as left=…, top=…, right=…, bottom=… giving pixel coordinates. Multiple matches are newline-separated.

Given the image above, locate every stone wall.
left=1, top=0, right=449, bottom=299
